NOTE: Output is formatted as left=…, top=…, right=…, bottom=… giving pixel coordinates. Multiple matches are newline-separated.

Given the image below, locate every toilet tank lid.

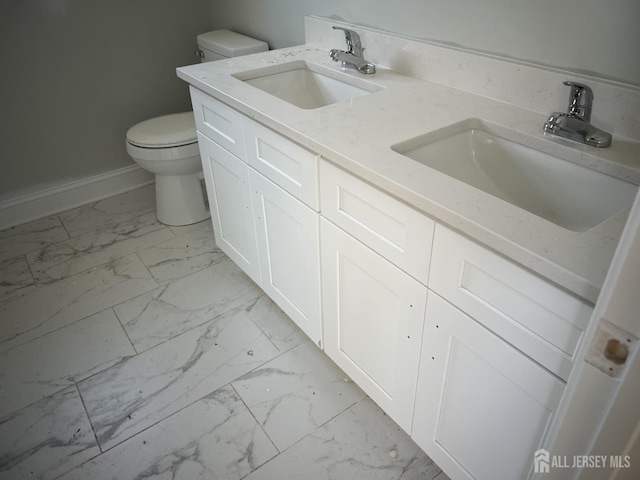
left=126, top=112, right=197, bottom=148
left=197, top=30, right=268, bottom=57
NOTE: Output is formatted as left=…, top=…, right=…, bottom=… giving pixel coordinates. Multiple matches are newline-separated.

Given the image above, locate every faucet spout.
left=543, top=81, right=611, bottom=148
left=330, top=26, right=376, bottom=74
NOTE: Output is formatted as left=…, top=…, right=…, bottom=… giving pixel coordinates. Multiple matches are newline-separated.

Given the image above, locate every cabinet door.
left=320, top=218, right=428, bottom=432
left=250, top=169, right=322, bottom=345
left=413, top=292, right=565, bottom=480
left=197, top=132, right=260, bottom=284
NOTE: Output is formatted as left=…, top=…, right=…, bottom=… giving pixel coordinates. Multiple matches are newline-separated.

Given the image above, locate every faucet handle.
left=333, top=26, right=363, bottom=56
left=563, top=81, right=593, bottom=121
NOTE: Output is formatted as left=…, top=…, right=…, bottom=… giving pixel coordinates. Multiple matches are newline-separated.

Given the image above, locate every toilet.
left=126, top=30, right=268, bottom=226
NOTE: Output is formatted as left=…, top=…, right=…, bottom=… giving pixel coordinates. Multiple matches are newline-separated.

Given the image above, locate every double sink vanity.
left=177, top=17, right=640, bottom=480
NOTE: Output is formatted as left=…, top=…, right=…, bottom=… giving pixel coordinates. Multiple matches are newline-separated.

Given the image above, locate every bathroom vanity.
left=177, top=16, right=640, bottom=480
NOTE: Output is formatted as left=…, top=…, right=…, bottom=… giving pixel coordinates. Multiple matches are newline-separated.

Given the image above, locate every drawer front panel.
left=429, top=224, right=593, bottom=380
left=243, top=118, right=319, bottom=209
left=190, top=87, right=246, bottom=160
left=320, top=160, right=434, bottom=285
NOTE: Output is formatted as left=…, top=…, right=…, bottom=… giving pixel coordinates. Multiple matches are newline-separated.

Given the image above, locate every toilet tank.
left=196, top=30, right=268, bottom=62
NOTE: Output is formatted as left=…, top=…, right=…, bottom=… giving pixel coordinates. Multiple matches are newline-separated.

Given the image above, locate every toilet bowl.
left=126, top=112, right=206, bottom=226
left=126, top=30, right=268, bottom=226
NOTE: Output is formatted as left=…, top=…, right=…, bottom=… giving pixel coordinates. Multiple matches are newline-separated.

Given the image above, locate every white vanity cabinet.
left=191, top=87, right=322, bottom=345
left=319, top=160, right=436, bottom=432
left=189, top=84, right=594, bottom=480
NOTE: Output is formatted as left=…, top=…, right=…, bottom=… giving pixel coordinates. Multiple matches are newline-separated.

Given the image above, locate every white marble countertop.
left=177, top=45, right=640, bottom=303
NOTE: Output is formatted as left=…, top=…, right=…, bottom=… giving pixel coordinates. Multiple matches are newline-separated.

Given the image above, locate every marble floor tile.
left=137, top=221, right=225, bottom=284
left=0, top=255, right=35, bottom=302
left=79, top=302, right=280, bottom=450
left=0, top=216, right=69, bottom=263
left=61, top=386, right=277, bottom=480
left=0, top=386, right=99, bottom=480
left=233, top=340, right=365, bottom=451
left=0, top=253, right=157, bottom=353
left=0, top=309, right=134, bottom=418
left=58, top=186, right=156, bottom=238
left=114, top=258, right=262, bottom=352
left=27, top=223, right=174, bottom=284
left=245, top=295, right=308, bottom=353
left=245, top=397, right=449, bottom=480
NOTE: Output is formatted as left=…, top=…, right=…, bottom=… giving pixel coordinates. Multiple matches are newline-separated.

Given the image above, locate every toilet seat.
left=126, top=112, right=197, bottom=148
left=126, top=140, right=200, bottom=162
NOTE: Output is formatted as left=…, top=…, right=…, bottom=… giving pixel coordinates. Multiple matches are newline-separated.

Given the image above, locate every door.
left=250, top=169, right=322, bottom=345
left=198, top=132, right=260, bottom=284
left=413, top=291, right=565, bottom=480
left=320, top=218, right=428, bottom=432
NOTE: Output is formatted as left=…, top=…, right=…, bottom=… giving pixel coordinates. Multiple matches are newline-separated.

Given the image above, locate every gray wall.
left=210, top=0, right=640, bottom=86
left=0, top=0, right=210, bottom=200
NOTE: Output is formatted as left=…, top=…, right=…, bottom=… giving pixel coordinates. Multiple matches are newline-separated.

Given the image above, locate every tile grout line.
left=0, top=307, right=110, bottom=356
left=230, top=382, right=281, bottom=458
left=57, top=212, right=73, bottom=242
left=109, top=305, right=138, bottom=355
left=49, top=384, right=106, bottom=480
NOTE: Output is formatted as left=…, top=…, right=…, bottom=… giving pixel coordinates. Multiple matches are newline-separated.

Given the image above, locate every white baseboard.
left=0, top=165, right=155, bottom=230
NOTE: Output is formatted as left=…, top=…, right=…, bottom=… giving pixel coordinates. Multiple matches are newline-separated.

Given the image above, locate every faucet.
left=329, top=26, right=376, bottom=74
left=543, top=81, right=612, bottom=148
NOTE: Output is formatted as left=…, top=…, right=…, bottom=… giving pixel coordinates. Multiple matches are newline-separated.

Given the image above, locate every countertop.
left=177, top=45, right=640, bottom=303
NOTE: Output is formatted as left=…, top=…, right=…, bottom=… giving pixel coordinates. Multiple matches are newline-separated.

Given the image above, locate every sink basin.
left=233, top=61, right=382, bottom=109
left=391, top=119, right=638, bottom=232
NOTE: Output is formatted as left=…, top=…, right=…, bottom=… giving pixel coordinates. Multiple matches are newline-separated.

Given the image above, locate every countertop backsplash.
left=305, top=16, right=640, bottom=142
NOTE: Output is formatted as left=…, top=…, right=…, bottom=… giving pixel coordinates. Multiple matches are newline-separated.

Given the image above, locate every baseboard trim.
left=0, top=165, right=155, bottom=230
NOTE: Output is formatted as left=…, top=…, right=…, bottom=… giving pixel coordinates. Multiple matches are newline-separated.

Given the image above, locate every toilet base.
left=154, top=173, right=210, bottom=226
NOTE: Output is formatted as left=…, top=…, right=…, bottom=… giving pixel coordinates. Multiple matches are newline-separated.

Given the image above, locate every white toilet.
left=126, top=30, right=268, bottom=226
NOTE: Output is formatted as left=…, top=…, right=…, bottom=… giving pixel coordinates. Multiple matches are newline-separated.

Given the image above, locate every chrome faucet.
left=543, top=81, right=612, bottom=148
left=329, top=26, right=376, bottom=74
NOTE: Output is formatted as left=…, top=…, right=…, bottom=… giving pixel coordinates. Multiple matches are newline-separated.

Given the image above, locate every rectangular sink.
left=232, top=61, right=382, bottom=109
left=391, top=119, right=638, bottom=232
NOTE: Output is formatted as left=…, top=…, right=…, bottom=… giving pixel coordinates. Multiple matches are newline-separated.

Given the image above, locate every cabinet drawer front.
left=320, top=160, right=434, bottom=285
left=321, top=218, right=428, bottom=432
left=430, top=224, right=592, bottom=380
left=250, top=169, right=322, bottom=346
left=243, top=117, right=319, bottom=210
left=197, top=132, right=260, bottom=283
left=413, top=292, right=565, bottom=480
left=190, top=87, right=246, bottom=160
